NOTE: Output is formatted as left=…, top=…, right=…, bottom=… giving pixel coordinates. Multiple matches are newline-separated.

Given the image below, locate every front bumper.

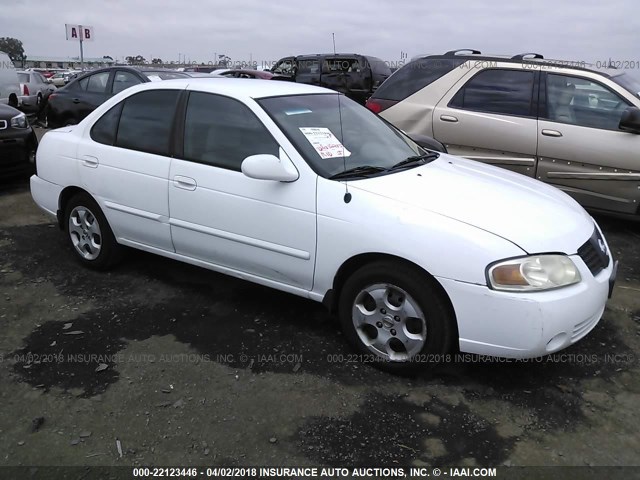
left=438, top=249, right=615, bottom=359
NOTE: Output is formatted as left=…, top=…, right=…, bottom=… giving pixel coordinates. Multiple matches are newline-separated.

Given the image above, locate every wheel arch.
left=57, top=186, right=92, bottom=229
left=324, top=252, right=459, bottom=342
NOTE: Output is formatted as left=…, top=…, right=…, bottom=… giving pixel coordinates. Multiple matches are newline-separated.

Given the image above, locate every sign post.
left=65, top=24, right=94, bottom=71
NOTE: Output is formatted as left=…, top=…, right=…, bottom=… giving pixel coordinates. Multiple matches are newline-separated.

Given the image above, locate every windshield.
left=611, top=72, right=640, bottom=99
left=258, top=94, right=422, bottom=178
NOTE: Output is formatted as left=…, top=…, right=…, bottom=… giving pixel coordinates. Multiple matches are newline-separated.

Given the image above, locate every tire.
left=8, top=94, right=18, bottom=108
left=338, top=261, right=456, bottom=374
left=64, top=193, right=123, bottom=270
left=36, top=93, right=42, bottom=107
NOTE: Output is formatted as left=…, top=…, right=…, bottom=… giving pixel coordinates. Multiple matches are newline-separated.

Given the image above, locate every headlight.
left=11, top=113, right=28, bottom=129
left=487, top=254, right=581, bottom=292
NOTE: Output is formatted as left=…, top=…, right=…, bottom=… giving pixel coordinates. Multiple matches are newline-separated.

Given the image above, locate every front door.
left=168, top=91, right=317, bottom=289
left=536, top=72, right=640, bottom=214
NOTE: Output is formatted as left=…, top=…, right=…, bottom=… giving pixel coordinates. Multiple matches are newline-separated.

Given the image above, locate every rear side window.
left=90, top=102, right=124, bottom=145
left=86, top=72, right=110, bottom=93
left=116, top=90, right=180, bottom=156
left=372, top=58, right=466, bottom=101
left=450, top=69, right=536, bottom=117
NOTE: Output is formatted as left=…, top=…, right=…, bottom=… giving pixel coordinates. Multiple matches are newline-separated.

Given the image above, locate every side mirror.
left=407, top=133, right=448, bottom=153
left=241, top=151, right=299, bottom=182
left=619, top=106, right=640, bottom=134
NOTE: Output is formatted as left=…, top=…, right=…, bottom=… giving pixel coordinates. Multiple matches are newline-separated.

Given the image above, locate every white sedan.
left=30, top=79, right=617, bottom=373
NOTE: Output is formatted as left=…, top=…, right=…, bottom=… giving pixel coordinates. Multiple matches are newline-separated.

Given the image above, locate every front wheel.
left=338, top=261, right=456, bottom=374
left=64, top=193, right=123, bottom=270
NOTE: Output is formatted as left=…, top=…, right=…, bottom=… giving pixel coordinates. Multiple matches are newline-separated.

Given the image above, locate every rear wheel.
left=338, top=261, right=456, bottom=374
left=64, top=193, right=123, bottom=270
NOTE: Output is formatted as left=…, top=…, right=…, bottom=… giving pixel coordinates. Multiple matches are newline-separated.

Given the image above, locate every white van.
left=0, top=51, right=21, bottom=107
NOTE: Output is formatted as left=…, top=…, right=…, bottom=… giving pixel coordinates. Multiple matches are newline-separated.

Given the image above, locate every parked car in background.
left=184, top=66, right=218, bottom=73
left=31, top=79, right=615, bottom=373
left=48, top=70, right=82, bottom=87
left=367, top=50, right=640, bottom=218
left=270, top=53, right=391, bottom=104
left=46, top=67, right=196, bottom=128
left=0, top=103, right=37, bottom=177
left=17, top=71, right=56, bottom=112
left=217, top=69, right=276, bottom=79
left=0, top=51, right=21, bottom=108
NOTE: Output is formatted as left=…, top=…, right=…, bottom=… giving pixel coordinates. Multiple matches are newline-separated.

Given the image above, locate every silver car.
left=17, top=71, right=56, bottom=112
left=367, top=50, right=640, bottom=218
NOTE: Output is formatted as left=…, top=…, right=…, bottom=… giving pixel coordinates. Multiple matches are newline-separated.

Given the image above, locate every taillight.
left=365, top=99, right=382, bottom=114
left=49, top=93, right=57, bottom=101
left=365, top=98, right=397, bottom=114
left=23, top=84, right=30, bottom=95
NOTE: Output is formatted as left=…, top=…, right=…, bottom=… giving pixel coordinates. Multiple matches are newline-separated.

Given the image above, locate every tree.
left=151, top=58, right=163, bottom=65
left=125, top=55, right=146, bottom=65
left=0, top=37, right=25, bottom=62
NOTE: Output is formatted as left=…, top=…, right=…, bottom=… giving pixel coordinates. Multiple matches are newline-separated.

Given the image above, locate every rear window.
left=17, top=73, right=29, bottom=83
left=365, top=56, right=392, bottom=76
left=372, top=57, right=466, bottom=101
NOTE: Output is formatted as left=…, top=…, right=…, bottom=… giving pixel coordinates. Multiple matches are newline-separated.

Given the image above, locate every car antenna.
left=333, top=32, right=351, bottom=204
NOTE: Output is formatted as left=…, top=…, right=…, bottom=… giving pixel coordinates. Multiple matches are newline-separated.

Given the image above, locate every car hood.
left=348, top=154, right=594, bottom=254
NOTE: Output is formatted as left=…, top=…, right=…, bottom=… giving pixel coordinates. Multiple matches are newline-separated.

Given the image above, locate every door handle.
left=72, top=98, right=81, bottom=104
left=542, top=129, right=563, bottom=137
left=173, top=176, right=197, bottom=191
left=81, top=155, right=99, bottom=168
left=440, top=115, right=458, bottom=123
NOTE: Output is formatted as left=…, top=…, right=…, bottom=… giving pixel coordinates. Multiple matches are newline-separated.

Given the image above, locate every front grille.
left=577, top=228, right=610, bottom=276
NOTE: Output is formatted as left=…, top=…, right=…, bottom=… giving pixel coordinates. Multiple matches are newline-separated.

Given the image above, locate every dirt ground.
left=1, top=154, right=639, bottom=472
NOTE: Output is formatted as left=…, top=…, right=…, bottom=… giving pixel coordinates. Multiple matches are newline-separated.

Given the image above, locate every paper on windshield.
left=146, top=75, right=162, bottom=82
left=299, top=127, right=351, bottom=159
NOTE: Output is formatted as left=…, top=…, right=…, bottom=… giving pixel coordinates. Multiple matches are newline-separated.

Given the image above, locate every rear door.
left=321, top=56, right=370, bottom=103
left=76, top=88, right=180, bottom=250
left=75, top=71, right=113, bottom=120
left=433, top=66, right=541, bottom=177
left=536, top=72, right=640, bottom=214
left=295, top=57, right=321, bottom=86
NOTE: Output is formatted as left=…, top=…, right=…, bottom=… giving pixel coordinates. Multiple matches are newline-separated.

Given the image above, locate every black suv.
left=270, top=53, right=391, bottom=104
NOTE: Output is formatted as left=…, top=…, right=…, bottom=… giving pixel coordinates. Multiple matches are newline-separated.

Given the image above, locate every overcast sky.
left=1, top=0, right=638, bottom=67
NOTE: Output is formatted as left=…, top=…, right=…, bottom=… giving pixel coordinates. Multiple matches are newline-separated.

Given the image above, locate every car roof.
left=128, top=77, right=334, bottom=99
left=412, top=50, right=620, bottom=77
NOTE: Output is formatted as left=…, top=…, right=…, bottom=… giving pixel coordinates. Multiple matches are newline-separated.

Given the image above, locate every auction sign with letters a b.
left=65, top=24, right=94, bottom=41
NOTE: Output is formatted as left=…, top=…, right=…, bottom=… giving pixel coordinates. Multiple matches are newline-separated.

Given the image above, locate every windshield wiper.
left=329, top=165, right=388, bottom=180
left=389, top=152, right=439, bottom=171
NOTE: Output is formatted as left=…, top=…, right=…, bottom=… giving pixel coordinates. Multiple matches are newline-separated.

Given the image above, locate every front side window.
left=182, top=92, right=279, bottom=171
left=116, top=90, right=180, bottom=156
left=112, top=71, right=142, bottom=94
left=272, top=58, right=294, bottom=75
left=86, top=72, right=110, bottom=93
left=258, top=94, right=421, bottom=178
left=450, top=69, right=536, bottom=117
left=545, top=74, right=631, bottom=130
